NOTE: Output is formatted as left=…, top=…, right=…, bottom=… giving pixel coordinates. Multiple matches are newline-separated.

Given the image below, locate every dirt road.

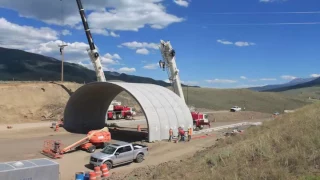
left=0, top=118, right=269, bottom=180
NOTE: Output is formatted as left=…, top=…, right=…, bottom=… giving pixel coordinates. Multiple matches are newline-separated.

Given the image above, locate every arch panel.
left=64, top=82, right=193, bottom=142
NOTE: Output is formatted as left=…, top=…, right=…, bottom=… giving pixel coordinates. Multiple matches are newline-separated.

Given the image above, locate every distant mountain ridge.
left=0, top=47, right=198, bottom=88
left=248, top=77, right=317, bottom=92
left=262, top=77, right=320, bottom=92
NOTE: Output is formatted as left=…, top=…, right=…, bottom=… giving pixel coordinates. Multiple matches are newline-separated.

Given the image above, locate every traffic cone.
left=100, top=164, right=110, bottom=178
left=54, top=124, right=59, bottom=132
left=89, top=171, right=96, bottom=180
left=94, top=166, right=101, bottom=180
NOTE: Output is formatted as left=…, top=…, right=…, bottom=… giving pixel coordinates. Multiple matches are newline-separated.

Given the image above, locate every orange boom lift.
left=42, top=127, right=111, bottom=159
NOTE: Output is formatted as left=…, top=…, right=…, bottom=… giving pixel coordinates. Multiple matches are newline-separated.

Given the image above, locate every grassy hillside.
left=281, top=87, right=320, bottom=100
left=0, top=82, right=309, bottom=124
left=121, top=102, right=320, bottom=180
left=182, top=87, right=309, bottom=113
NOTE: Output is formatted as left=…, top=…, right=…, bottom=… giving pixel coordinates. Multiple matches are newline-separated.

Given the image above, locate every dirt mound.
left=0, top=82, right=141, bottom=124
left=208, top=111, right=272, bottom=122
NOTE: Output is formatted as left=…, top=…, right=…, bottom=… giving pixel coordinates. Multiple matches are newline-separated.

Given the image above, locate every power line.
left=189, top=22, right=320, bottom=26
left=201, top=11, right=320, bottom=15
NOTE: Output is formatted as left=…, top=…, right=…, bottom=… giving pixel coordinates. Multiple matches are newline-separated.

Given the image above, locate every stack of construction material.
left=0, top=158, right=59, bottom=180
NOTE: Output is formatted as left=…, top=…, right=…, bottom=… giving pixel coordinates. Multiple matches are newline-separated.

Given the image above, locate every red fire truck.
left=191, top=111, right=210, bottom=131
left=106, top=100, right=136, bottom=120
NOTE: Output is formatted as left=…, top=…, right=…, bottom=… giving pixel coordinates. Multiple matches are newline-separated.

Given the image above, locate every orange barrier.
left=94, top=166, right=101, bottom=180
left=100, top=164, right=110, bottom=178
left=89, top=171, right=96, bottom=180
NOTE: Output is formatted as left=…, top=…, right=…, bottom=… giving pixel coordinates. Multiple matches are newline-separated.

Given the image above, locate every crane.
left=159, top=40, right=185, bottom=103
left=76, top=0, right=106, bottom=82
left=158, top=40, right=211, bottom=130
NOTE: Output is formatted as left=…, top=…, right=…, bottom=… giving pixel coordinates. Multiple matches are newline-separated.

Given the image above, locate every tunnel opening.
left=64, top=82, right=193, bottom=142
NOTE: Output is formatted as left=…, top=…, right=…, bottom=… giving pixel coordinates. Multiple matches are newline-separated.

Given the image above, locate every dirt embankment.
left=0, top=82, right=141, bottom=124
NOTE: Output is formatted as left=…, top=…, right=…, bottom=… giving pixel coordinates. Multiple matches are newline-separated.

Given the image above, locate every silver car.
left=89, top=141, right=148, bottom=170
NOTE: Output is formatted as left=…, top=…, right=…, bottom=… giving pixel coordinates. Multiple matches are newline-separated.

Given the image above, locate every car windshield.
left=101, top=146, right=116, bottom=154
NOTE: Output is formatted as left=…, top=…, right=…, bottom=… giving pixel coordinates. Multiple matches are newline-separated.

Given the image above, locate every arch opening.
left=64, top=82, right=193, bottom=142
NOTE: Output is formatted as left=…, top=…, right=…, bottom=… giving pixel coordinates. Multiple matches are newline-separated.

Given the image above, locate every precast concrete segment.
left=63, top=81, right=193, bottom=142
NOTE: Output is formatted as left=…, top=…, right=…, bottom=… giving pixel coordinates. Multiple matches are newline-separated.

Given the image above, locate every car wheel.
left=87, top=145, right=96, bottom=153
left=104, top=161, right=113, bottom=170
left=135, top=153, right=144, bottom=163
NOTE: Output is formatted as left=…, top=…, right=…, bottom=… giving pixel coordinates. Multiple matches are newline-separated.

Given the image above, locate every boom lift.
left=76, top=0, right=106, bottom=82
left=42, top=128, right=111, bottom=159
left=158, top=40, right=210, bottom=130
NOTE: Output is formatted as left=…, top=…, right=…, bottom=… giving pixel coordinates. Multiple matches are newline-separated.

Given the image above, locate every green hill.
left=181, top=87, right=309, bottom=113
left=0, top=47, right=197, bottom=87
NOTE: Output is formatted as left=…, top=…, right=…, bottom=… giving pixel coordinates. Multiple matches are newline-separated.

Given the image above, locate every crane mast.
left=76, top=0, right=106, bottom=82
left=159, top=40, right=185, bottom=103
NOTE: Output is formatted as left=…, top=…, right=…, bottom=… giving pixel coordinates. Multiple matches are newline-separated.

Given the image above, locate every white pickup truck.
left=89, top=141, right=148, bottom=170
left=230, top=106, right=242, bottom=112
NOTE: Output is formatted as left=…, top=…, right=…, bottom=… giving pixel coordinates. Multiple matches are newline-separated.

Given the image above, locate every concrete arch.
left=63, top=82, right=193, bottom=142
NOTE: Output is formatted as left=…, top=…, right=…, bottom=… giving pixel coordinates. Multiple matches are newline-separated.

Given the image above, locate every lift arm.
left=76, top=0, right=106, bottom=82
left=159, top=40, right=185, bottom=102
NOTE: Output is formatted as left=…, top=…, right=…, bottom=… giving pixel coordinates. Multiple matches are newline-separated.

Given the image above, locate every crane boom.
left=76, top=0, right=106, bottom=82
left=159, top=40, right=185, bottom=102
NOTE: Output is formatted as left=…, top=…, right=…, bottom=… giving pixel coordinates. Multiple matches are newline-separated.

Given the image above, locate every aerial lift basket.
left=41, top=140, right=64, bottom=159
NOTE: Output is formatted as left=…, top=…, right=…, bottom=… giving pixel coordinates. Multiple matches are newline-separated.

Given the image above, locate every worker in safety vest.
left=168, top=128, right=173, bottom=142
left=178, top=127, right=185, bottom=142
left=188, top=128, right=192, bottom=141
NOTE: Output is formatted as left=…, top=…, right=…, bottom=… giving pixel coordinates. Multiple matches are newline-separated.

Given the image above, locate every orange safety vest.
left=169, top=129, right=173, bottom=135
left=188, top=128, right=192, bottom=135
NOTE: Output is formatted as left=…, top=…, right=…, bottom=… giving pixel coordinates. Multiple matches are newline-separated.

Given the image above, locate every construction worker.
left=168, top=128, right=173, bottom=142
left=188, top=128, right=192, bottom=142
left=178, top=127, right=185, bottom=142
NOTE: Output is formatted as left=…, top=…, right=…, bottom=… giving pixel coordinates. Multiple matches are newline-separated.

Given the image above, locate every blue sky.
left=0, top=0, right=320, bottom=88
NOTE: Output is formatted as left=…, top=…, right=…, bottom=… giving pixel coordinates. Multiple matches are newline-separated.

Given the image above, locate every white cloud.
left=91, top=29, right=110, bottom=36
left=281, top=75, right=297, bottom=80
left=310, top=74, right=320, bottom=78
left=234, top=41, right=256, bottom=47
left=0, top=17, right=58, bottom=49
left=0, top=0, right=184, bottom=32
left=27, top=40, right=121, bottom=72
left=164, top=79, right=198, bottom=85
left=181, top=81, right=199, bottom=85
left=236, top=84, right=267, bottom=88
left=260, top=78, right=277, bottom=81
left=217, top=39, right=255, bottom=47
left=61, top=29, right=71, bottom=36
left=136, top=48, right=150, bottom=55
left=173, top=0, right=189, bottom=7
left=118, top=67, right=136, bottom=73
left=205, top=79, right=237, bottom=83
left=240, top=76, right=247, bottom=80
left=217, top=40, right=233, bottom=45
left=110, top=31, right=120, bottom=37
left=120, top=41, right=159, bottom=50
left=260, top=0, right=286, bottom=3
left=143, top=63, right=158, bottom=69
left=100, top=53, right=122, bottom=65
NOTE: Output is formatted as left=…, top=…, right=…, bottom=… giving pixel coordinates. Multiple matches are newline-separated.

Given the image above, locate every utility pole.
left=59, top=44, right=68, bottom=82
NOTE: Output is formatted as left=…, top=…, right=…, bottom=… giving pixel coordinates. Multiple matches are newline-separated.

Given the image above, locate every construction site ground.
left=0, top=113, right=272, bottom=180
